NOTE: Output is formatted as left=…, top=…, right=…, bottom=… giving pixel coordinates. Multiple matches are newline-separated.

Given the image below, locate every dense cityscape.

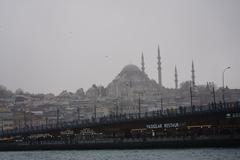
left=0, top=47, right=239, bottom=131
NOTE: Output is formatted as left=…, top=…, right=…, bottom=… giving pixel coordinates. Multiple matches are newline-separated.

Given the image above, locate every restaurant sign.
left=146, top=122, right=180, bottom=129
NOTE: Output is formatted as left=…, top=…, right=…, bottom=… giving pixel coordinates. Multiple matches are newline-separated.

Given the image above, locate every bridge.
left=0, top=102, right=240, bottom=150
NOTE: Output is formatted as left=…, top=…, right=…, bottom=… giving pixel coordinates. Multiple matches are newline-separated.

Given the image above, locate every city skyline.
left=0, top=0, right=239, bottom=94
left=0, top=59, right=235, bottom=95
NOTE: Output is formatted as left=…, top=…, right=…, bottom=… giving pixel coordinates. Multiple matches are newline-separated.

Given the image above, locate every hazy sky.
left=0, top=0, right=240, bottom=94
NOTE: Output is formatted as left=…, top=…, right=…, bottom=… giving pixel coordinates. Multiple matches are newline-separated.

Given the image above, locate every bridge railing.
left=0, top=101, right=239, bottom=137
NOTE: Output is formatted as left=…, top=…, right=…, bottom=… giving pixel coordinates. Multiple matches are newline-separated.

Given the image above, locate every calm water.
left=1, top=149, right=240, bottom=160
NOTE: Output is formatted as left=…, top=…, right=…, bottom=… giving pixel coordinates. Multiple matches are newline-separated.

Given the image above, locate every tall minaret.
left=191, top=61, right=195, bottom=86
left=141, top=52, right=145, bottom=73
left=175, top=65, right=178, bottom=89
left=157, top=45, right=162, bottom=87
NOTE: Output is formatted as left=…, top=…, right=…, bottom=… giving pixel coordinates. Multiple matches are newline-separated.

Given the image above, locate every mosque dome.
left=121, top=64, right=141, bottom=74
left=117, top=64, right=146, bottom=82
left=106, top=64, right=159, bottom=97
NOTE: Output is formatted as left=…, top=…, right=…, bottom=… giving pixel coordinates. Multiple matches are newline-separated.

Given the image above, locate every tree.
left=0, top=85, right=13, bottom=98
left=0, top=85, right=7, bottom=91
left=15, top=88, right=24, bottom=95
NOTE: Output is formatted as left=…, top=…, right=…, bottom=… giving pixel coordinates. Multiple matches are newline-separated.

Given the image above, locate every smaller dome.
left=86, top=85, right=99, bottom=98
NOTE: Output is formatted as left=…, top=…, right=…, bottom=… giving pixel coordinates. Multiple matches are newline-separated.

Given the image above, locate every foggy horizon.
left=0, top=0, right=240, bottom=94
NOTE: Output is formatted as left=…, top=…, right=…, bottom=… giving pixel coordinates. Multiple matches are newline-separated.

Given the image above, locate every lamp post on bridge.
left=138, top=94, right=141, bottom=118
left=154, top=91, right=163, bottom=112
left=57, top=108, right=59, bottom=128
left=114, top=98, right=119, bottom=117
left=94, top=104, right=97, bottom=120
left=190, top=83, right=193, bottom=111
left=23, top=111, right=26, bottom=128
left=160, top=97, right=163, bottom=112
left=77, top=107, right=80, bottom=121
left=212, top=85, right=216, bottom=106
left=222, top=66, right=231, bottom=106
left=134, top=91, right=144, bottom=118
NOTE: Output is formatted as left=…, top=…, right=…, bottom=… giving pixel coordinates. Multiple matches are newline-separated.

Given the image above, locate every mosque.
left=81, top=45, right=202, bottom=118
left=58, top=45, right=240, bottom=121
left=105, top=45, right=191, bottom=98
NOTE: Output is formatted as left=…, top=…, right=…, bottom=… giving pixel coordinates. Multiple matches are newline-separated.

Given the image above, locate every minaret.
left=191, top=61, right=195, bottom=86
left=157, top=45, right=162, bottom=87
left=141, top=52, right=145, bottom=73
left=175, top=65, right=178, bottom=89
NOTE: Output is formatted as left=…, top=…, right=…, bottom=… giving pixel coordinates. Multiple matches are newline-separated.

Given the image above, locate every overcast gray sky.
left=0, top=0, right=240, bottom=94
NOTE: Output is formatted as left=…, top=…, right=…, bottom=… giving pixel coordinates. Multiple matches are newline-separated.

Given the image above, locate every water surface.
left=1, top=149, right=240, bottom=160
